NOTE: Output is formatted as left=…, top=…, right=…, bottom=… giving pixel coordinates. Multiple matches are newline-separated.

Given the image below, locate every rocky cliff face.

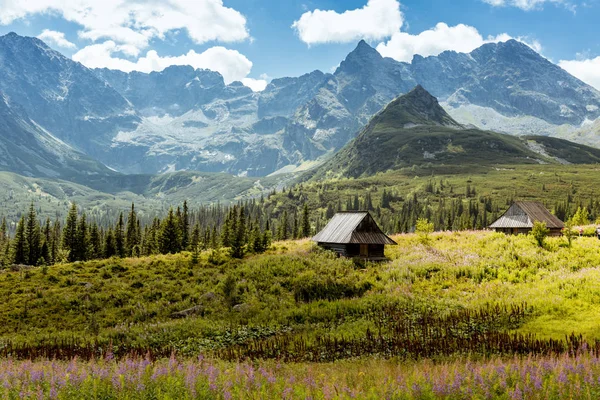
left=1, top=32, right=599, bottom=178
left=0, top=91, right=114, bottom=180
left=0, top=32, right=140, bottom=161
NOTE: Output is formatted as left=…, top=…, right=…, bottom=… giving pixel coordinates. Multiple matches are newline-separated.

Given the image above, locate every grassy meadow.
left=2, top=230, right=600, bottom=354
left=3, top=230, right=600, bottom=397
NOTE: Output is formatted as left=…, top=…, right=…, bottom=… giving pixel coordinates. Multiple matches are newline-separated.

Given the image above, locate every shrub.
left=415, top=218, right=434, bottom=244
left=530, top=221, right=549, bottom=247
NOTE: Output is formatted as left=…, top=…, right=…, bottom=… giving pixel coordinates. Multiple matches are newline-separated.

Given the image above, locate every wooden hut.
left=312, top=211, right=396, bottom=260
left=489, top=201, right=564, bottom=236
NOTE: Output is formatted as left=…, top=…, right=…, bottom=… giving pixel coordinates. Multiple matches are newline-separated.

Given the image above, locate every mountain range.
left=1, top=32, right=599, bottom=180
left=309, top=86, right=600, bottom=179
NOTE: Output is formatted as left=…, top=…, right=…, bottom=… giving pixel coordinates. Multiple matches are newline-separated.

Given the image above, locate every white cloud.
left=292, top=0, right=403, bottom=45
left=72, top=41, right=266, bottom=90
left=376, top=23, right=542, bottom=62
left=482, top=0, right=573, bottom=11
left=241, top=78, right=268, bottom=92
left=559, top=57, right=600, bottom=91
left=37, top=29, right=76, bottom=49
left=0, top=0, right=249, bottom=54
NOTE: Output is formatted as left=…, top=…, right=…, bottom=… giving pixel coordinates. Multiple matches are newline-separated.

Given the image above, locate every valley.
left=1, top=25, right=600, bottom=400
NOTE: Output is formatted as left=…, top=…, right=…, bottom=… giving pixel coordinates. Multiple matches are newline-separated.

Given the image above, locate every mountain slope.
left=310, top=87, right=600, bottom=179
left=0, top=32, right=139, bottom=159
left=1, top=33, right=599, bottom=178
left=0, top=92, right=115, bottom=181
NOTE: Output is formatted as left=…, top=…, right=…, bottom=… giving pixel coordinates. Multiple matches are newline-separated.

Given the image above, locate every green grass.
left=3, top=229, right=600, bottom=357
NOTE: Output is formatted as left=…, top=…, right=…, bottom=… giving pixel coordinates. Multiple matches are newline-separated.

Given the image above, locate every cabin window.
left=360, top=244, right=368, bottom=257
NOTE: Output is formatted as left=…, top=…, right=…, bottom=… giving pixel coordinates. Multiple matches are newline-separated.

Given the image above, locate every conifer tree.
left=160, top=208, right=182, bottom=254
left=104, top=227, right=116, bottom=258
left=0, top=217, right=6, bottom=248
left=51, top=219, right=61, bottom=264
left=115, top=213, right=125, bottom=258
left=301, top=204, right=311, bottom=238
left=12, top=215, right=27, bottom=265
left=40, top=218, right=52, bottom=265
left=125, top=203, right=138, bottom=256
left=63, top=203, right=78, bottom=262
left=181, top=200, right=190, bottom=250
left=191, top=223, right=201, bottom=251
left=89, top=222, right=102, bottom=260
left=230, top=207, right=246, bottom=258
left=210, top=225, right=218, bottom=249
left=25, top=203, right=41, bottom=265
left=279, top=210, right=289, bottom=240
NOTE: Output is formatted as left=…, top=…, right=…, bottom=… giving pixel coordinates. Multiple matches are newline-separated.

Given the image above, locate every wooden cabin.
left=489, top=201, right=564, bottom=236
left=312, top=211, right=396, bottom=261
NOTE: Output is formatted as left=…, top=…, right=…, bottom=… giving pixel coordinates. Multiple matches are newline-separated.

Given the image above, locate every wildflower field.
left=4, top=351, right=600, bottom=399
left=3, top=230, right=600, bottom=397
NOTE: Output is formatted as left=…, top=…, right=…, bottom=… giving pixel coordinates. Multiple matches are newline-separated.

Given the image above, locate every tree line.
left=0, top=200, right=313, bottom=267
left=2, top=178, right=599, bottom=267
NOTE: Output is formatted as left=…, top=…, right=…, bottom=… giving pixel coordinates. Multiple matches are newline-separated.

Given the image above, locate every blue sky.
left=0, top=0, right=599, bottom=90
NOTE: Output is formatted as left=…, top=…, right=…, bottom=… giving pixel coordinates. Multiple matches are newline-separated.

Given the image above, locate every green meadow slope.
left=3, top=231, right=600, bottom=358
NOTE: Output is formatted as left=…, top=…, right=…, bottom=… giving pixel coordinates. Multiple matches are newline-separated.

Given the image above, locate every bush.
left=292, top=270, right=372, bottom=303
left=415, top=218, right=434, bottom=244
left=530, top=221, right=549, bottom=247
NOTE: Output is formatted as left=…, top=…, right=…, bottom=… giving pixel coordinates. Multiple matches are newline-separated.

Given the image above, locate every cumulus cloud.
left=292, top=0, right=403, bottom=45
left=72, top=41, right=267, bottom=91
left=37, top=29, right=76, bottom=49
left=559, top=57, right=600, bottom=91
left=482, top=0, right=572, bottom=11
left=376, top=23, right=542, bottom=62
left=241, top=78, right=268, bottom=92
left=0, top=0, right=249, bottom=54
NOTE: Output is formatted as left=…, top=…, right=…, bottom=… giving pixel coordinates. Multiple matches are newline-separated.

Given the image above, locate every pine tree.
left=301, top=204, right=311, bottom=238
left=25, top=203, right=41, bottom=265
left=104, top=227, right=116, bottom=258
left=160, top=208, right=182, bottom=254
left=230, top=207, right=246, bottom=258
left=279, top=210, right=289, bottom=240
left=292, top=213, right=299, bottom=239
left=115, top=213, right=125, bottom=258
left=181, top=200, right=190, bottom=250
left=89, top=222, right=102, bottom=260
left=125, top=203, right=138, bottom=256
left=210, top=225, right=218, bottom=249
left=40, top=218, right=52, bottom=265
left=12, top=215, right=27, bottom=265
left=63, top=203, right=78, bottom=262
left=191, top=223, right=201, bottom=250
left=0, top=217, right=6, bottom=248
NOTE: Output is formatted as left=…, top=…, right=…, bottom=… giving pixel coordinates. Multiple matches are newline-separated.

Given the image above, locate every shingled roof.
left=312, top=212, right=396, bottom=245
left=489, top=201, right=564, bottom=229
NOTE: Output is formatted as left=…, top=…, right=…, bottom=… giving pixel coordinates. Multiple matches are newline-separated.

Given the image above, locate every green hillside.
left=309, top=86, right=600, bottom=180
left=3, top=231, right=600, bottom=360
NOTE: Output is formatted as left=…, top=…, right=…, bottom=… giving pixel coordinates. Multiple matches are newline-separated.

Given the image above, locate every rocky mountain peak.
left=335, top=40, right=383, bottom=74
left=379, top=85, right=462, bottom=127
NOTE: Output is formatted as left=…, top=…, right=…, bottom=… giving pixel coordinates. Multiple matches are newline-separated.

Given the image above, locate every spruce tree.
left=160, top=208, right=182, bottom=254
left=191, top=223, right=201, bottom=250
left=125, top=203, right=138, bottom=256
left=75, top=213, right=89, bottom=261
left=12, top=215, right=27, bottom=265
left=104, top=227, right=116, bottom=258
left=63, top=203, right=78, bottom=263
left=115, top=213, right=125, bottom=258
left=181, top=200, right=190, bottom=250
left=40, top=218, right=52, bottom=265
left=89, top=222, right=102, bottom=260
left=230, top=207, right=246, bottom=259
left=0, top=217, right=6, bottom=248
left=26, top=203, right=41, bottom=265
left=301, top=204, right=311, bottom=238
